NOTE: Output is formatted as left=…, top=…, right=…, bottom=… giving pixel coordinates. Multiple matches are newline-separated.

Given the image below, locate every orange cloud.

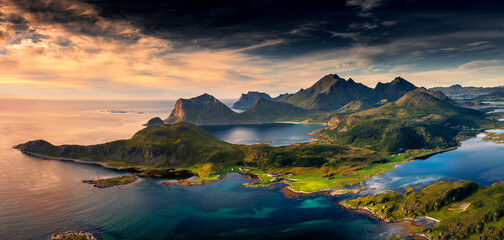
left=0, top=0, right=502, bottom=100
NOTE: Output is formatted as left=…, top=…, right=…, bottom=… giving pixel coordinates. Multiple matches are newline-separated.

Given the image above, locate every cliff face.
left=166, top=93, right=241, bottom=124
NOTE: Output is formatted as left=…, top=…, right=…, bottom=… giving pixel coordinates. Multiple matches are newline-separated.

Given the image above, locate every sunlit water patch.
left=360, top=130, right=504, bottom=194
left=201, top=123, right=324, bottom=146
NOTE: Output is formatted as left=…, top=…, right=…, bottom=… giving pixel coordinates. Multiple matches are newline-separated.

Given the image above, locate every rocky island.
left=83, top=175, right=138, bottom=188
left=51, top=231, right=96, bottom=240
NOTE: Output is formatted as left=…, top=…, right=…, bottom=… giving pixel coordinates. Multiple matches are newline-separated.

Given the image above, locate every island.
left=51, top=231, right=96, bottom=240
left=83, top=175, right=137, bottom=188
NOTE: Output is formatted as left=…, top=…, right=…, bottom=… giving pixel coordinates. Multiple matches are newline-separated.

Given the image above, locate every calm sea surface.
left=200, top=123, right=323, bottom=146
left=0, top=99, right=503, bottom=239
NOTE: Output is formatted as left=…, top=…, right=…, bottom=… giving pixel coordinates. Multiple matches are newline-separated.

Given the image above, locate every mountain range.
left=167, top=74, right=419, bottom=124
left=165, top=93, right=308, bottom=124
left=430, top=84, right=504, bottom=98
left=278, top=74, right=416, bottom=111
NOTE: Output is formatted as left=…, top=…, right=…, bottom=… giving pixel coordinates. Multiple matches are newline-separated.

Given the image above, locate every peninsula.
left=341, top=180, right=504, bottom=240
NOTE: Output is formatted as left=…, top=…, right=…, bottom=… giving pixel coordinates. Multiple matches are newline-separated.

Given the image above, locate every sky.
left=1, top=0, right=503, bottom=100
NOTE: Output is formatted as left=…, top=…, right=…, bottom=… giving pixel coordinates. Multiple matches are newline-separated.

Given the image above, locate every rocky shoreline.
left=14, top=148, right=198, bottom=180
left=51, top=231, right=96, bottom=240
left=337, top=201, right=434, bottom=239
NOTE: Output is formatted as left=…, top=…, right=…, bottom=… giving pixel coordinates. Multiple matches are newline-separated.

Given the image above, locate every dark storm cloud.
left=85, top=0, right=355, bottom=51
left=73, top=0, right=504, bottom=64
left=4, top=0, right=504, bottom=66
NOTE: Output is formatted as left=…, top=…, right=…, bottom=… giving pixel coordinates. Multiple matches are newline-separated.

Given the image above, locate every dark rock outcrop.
left=143, top=117, right=165, bottom=126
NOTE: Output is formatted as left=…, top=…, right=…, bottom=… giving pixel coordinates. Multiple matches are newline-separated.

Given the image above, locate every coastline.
left=14, top=148, right=198, bottom=179
left=337, top=201, right=433, bottom=239
left=15, top=143, right=461, bottom=194
left=13, top=142, right=464, bottom=240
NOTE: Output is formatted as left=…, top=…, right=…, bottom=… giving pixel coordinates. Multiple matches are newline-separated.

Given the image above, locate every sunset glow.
left=1, top=0, right=503, bottom=99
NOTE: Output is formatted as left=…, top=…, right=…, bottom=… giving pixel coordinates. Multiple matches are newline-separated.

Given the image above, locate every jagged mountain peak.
left=391, top=76, right=407, bottom=83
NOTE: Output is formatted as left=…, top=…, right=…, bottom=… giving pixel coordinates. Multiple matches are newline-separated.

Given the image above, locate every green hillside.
left=17, top=122, right=243, bottom=168
left=319, top=88, right=504, bottom=152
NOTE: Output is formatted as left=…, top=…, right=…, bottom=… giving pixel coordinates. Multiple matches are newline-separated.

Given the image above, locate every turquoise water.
left=1, top=99, right=504, bottom=239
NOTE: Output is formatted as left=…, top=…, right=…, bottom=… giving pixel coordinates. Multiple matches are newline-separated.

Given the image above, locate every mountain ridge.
left=279, top=74, right=417, bottom=111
